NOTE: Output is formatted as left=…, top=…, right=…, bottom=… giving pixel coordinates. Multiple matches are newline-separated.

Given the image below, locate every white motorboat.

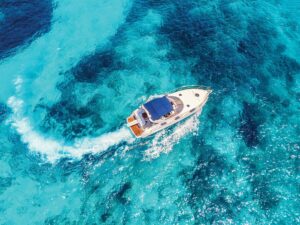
left=126, top=85, right=212, bottom=138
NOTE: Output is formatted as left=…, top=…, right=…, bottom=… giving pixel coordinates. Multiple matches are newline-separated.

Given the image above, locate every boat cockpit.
left=132, top=95, right=185, bottom=129
left=135, top=108, right=152, bottom=128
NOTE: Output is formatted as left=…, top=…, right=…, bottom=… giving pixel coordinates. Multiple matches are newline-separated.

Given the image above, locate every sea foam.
left=144, top=113, right=200, bottom=160
left=7, top=96, right=133, bottom=163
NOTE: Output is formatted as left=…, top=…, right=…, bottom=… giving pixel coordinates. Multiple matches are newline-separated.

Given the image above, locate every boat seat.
left=130, top=124, right=143, bottom=137
left=127, top=116, right=139, bottom=127
left=127, top=120, right=138, bottom=126
left=127, top=116, right=135, bottom=123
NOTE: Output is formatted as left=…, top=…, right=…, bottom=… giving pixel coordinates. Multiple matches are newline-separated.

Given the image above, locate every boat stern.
left=127, top=115, right=143, bottom=138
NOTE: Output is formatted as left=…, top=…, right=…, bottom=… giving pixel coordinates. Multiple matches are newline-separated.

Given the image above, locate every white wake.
left=7, top=96, right=134, bottom=163
left=143, top=114, right=200, bottom=160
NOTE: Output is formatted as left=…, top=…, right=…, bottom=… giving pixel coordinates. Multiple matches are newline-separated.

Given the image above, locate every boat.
left=126, top=85, right=212, bottom=138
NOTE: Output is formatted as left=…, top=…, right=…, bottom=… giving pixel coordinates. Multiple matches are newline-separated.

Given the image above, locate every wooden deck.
left=127, top=115, right=143, bottom=137
left=127, top=116, right=135, bottom=123
left=130, top=124, right=143, bottom=137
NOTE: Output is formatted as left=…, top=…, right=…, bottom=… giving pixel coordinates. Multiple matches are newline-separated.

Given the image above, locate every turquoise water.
left=0, top=0, right=300, bottom=224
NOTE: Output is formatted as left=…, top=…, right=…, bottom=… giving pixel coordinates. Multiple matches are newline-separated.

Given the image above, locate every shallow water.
left=0, top=0, right=299, bottom=224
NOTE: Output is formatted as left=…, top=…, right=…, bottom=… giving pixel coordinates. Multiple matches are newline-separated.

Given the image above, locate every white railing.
left=171, top=84, right=212, bottom=93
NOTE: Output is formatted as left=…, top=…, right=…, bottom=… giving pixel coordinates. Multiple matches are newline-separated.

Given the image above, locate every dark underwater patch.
left=245, top=162, right=280, bottom=211
left=239, top=102, right=262, bottom=148
left=200, top=188, right=241, bottom=223
left=0, top=177, right=13, bottom=194
left=187, top=152, right=222, bottom=194
left=100, top=212, right=111, bottom=223
left=254, top=181, right=280, bottom=211
left=71, top=50, right=122, bottom=83
left=125, top=0, right=150, bottom=23
left=69, top=0, right=158, bottom=84
left=268, top=55, right=300, bottom=84
left=237, top=18, right=277, bottom=64
left=161, top=0, right=217, bottom=57
left=184, top=140, right=228, bottom=222
left=0, top=0, right=53, bottom=59
left=97, top=181, right=132, bottom=223
left=0, top=102, right=11, bottom=123
left=158, top=0, right=244, bottom=89
left=115, top=182, right=132, bottom=204
left=157, top=0, right=289, bottom=96
left=41, top=95, right=104, bottom=140
left=44, top=215, right=74, bottom=225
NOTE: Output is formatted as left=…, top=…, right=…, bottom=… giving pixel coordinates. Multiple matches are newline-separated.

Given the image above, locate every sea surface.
left=0, top=0, right=300, bottom=224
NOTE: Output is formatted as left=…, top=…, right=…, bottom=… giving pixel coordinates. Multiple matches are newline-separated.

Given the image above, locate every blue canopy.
left=143, top=96, right=173, bottom=121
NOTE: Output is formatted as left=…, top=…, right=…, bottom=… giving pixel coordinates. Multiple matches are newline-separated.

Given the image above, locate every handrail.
left=171, top=85, right=212, bottom=92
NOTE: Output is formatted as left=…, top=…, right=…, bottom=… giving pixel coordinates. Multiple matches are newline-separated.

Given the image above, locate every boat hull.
left=127, top=86, right=211, bottom=138
left=139, top=105, right=202, bottom=138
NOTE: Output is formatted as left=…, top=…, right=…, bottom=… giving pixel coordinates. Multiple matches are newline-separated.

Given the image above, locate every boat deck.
left=130, top=124, right=143, bottom=137
left=127, top=115, right=143, bottom=137
left=168, top=96, right=184, bottom=114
